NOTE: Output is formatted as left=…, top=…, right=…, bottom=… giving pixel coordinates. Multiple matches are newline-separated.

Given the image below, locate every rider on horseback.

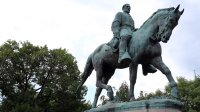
left=111, top=3, right=135, bottom=64
left=111, top=3, right=157, bottom=75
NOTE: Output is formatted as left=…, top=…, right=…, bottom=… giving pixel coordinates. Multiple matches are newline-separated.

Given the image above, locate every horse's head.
left=156, top=5, right=184, bottom=43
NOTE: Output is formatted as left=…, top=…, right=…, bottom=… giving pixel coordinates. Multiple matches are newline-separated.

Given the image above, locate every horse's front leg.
left=151, top=56, right=178, bottom=98
left=129, top=62, right=138, bottom=101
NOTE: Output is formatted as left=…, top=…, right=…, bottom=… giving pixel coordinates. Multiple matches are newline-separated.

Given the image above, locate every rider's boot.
left=118, top=36, right=132, bottom=64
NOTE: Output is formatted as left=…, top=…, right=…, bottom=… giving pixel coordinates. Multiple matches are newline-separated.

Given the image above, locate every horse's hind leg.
left=92, top=77, right=111, bottom=108
left=96, top=71, right=114, bottom=99
left=93, top=68, right=115, bottom=107
left=151, top=56, right=178, bottom=98
left=92, top=87, right=102, bottom=108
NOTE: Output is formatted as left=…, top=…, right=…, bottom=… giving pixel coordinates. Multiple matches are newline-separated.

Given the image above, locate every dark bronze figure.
left=77, top=4, right=184, bottom=108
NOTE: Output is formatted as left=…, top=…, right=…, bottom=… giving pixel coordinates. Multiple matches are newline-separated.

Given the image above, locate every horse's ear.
left=174, top=4, right=180, bottom=13
left=180, top=9, right=184, bottom=15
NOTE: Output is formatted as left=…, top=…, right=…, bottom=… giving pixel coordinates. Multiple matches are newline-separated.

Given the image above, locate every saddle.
left=107, top=36, right=157, bottom=76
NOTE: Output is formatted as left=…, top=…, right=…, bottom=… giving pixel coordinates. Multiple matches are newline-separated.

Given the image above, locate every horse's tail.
left=77, top=54, right=94, bottom=92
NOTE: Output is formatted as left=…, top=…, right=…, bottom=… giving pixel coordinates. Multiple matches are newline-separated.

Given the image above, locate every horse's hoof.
left=92, top=104, right=96, bottom=108
left=171, top=87, right=179, bottom=98
left=107, top=91, right=114, bottom=101
left=129, top=97, right=135, bottom=102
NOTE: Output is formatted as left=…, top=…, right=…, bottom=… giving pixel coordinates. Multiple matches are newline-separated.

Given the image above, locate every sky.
left=0, top=0, right=200, bottom=104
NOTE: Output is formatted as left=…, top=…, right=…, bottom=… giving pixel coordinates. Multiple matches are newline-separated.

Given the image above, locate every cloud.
left=0, top=0, right=199, bottom=104
left=79, top=1, right=200, bottom=103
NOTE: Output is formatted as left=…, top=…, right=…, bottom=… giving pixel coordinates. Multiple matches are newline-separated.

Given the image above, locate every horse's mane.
left=139, top=7, right=175, bottom=29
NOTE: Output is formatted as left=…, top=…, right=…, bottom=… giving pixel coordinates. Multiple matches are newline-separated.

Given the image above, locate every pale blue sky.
left=0, top=0, right=199, bottom=104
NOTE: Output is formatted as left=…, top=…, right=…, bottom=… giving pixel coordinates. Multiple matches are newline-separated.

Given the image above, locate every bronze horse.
left=78, top=5, right=184, bottom=108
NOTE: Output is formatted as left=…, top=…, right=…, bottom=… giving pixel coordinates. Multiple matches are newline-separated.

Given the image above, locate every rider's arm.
left=111, top=12, right=122, bottom=38
left=132, top=18, right=137, bottom=31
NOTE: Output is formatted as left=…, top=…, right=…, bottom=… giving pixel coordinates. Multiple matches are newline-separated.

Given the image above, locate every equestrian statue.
left=77, top=4, right=184, bottom=108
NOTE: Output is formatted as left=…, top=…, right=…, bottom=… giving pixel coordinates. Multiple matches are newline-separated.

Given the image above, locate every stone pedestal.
left=85, top=98, right=183, bottom=112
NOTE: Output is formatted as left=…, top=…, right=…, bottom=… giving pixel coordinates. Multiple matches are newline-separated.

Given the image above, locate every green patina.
left=86, top=98, right=183, bottom=112
left=77, top=4, right=184, bottom=108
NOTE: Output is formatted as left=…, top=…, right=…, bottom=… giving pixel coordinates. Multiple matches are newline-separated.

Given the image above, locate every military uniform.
left=111, top=3, right=157, bottom=74
left=111, top=11, right=135, bottom=64
left=112, top=12, right=135, bottom=37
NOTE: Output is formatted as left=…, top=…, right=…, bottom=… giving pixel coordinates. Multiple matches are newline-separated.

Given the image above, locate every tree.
left=0, top=40, right=91, bottom=112
left=137, top=89, right=165, bottom=100
left=100, top=95, right=108, bottom=105
left=98, top=75, right=200, bottom=112
left=166, top=76, right=200, bottom=112
left=116, top=81, right=129, bottom=102
left=136, top=76, right=200, bottom=112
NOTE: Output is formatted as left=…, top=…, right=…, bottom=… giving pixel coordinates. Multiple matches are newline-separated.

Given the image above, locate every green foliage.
left=98, top=75, right=200, bottom=112
left=162, top=76, right=200, bottom=112
left=136, top=75, right=200, bottom=112
left=116, top=81, right=129, bottom=102
left=137, top=89, right=165, bottom=100
left=100, top=95, right=108, bottom=105
left=99, top=81, right=129, bottom=106
left=0, top=40, right=91, bottom=112
left=176, top=76, right=200, bottom=112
